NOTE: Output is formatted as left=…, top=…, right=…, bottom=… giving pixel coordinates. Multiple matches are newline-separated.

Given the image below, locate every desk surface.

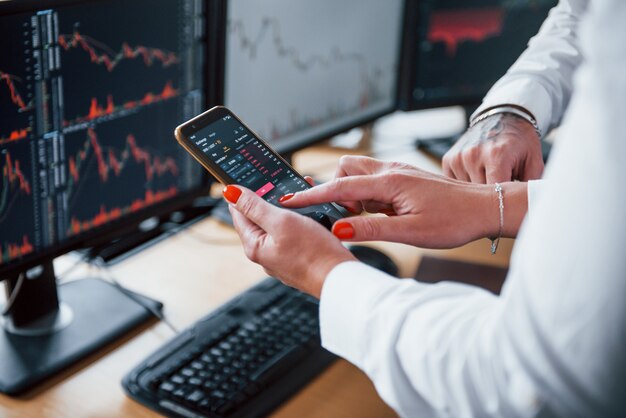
left=0, top=122, right=513, bottom=418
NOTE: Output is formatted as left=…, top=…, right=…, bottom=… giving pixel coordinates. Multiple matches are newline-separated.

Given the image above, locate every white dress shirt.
left=319, top=1, right=626, bottom=417
left=472, top=0, right=587, bottom=136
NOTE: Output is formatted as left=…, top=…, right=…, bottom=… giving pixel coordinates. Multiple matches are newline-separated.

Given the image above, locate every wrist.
left=473, top=182, right=528, bottom=240
left=471, top=105, right=542, bottom=140
left=305, top=254, right=356, bottom=299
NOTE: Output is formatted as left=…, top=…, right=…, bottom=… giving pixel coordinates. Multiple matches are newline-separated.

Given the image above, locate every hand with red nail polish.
left=223, top=185, right=242, bottom=204
left=225, top=185, right=356, bottom=299
left=278, top=155, right=529, bottom=248
left=332, top=222, right=354, bottom=240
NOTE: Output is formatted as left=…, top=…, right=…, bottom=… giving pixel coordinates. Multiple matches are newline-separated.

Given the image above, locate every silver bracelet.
left=470, top=106, right=542, bottom=139
left=490, top=183, right=504, bottom=255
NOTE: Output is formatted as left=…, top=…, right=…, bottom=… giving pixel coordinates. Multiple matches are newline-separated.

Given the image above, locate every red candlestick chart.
left=68, top=187, right=178, bottom=235
left=1, top=71, right=32, bottom=145
left=66, top=127, right=181, bottom=236
left=58, top=30, right=179, bottom=72
left=428, top=8, right=504, bottom=56
left=1, top=151, right=32, bottom=215
left=63, top=81, right=179, bottom=126
left=0, top=235, right=35, bottom=265
left=0, top=71, right=30, bottom=111
left=68, top=127, right=179, bottom=187
left=1, top=151, right=34, bottom=263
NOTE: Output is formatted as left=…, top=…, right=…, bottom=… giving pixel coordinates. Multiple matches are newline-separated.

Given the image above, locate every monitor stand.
left=0, top=261, right=162, bottom=395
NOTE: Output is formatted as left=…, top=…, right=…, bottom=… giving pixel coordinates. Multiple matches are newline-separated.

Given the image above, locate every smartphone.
left=175, top=106, right=344, bottom=229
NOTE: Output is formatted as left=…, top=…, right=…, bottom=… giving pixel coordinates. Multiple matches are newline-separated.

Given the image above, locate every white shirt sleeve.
left=472, top=0, right=588, bottom=136
left=319, top=1, right=626, bottom=416
left=526, top=179, right=543, bottom=218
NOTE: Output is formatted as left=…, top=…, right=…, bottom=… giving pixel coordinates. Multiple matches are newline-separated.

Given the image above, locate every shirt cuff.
left=526, top=179, right=544, bottom=217
left=471, top=78, right=553, bottom=137
left=319, top=261, right=420, bottom=366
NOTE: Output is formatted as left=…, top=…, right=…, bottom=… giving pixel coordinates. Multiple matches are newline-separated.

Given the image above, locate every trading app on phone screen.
left=189, top=113, right=343, bottom=222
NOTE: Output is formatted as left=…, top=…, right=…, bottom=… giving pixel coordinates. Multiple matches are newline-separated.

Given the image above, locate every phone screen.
left=186, top=112, right=344, bottom=223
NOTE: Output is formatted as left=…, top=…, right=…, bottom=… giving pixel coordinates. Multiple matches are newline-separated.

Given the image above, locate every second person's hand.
left=280, top=156, right=528, bottom=248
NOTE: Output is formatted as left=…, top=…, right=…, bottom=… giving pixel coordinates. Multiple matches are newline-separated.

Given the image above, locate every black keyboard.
left=122, top=278, right=337, bottom=418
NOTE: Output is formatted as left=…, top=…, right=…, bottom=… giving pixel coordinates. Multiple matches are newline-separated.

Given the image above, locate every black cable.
left=1, top=272, right=26, bottom=316
left=56, top=253, right=93, bottom=284
left=93, top=257, right=179, bottom=335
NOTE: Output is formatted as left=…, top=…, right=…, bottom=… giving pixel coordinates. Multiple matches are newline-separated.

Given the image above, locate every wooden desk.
left=0, top=140, right=513, bottom=418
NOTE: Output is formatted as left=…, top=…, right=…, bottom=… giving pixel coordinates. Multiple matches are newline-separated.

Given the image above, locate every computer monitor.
left=399, top=0, right=556, bottom=111
left=222, top=0, right=406, bottom=154
left=0, top=0, right=210, bottom=394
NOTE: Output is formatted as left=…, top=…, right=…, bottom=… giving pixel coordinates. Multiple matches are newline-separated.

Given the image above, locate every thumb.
left=223, top=185, right=283, bottom=234
left=331, top=215, right=418, bottom=243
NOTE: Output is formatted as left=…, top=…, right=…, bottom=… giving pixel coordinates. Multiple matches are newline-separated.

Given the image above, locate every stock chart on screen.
left=0, top=0, right=205, bottom=265
left=411, top=0, right=556, bottom=105
left=225, top=0, right=404, bottom=152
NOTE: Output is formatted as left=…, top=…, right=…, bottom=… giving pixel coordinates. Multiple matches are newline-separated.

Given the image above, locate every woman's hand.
left=280, top=156, right=528, bottom=248
left=224, top=185, right=356, bottom=298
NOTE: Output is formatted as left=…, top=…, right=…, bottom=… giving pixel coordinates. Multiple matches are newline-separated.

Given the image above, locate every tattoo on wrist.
left=482, top=114, right=505, bottom=140
left=469, top=113, right=530, bottom=146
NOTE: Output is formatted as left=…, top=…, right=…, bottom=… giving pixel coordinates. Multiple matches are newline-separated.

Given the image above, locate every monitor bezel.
left=0, top=0, right=216, bottom=278
left=218, top=0, right=408, bottom=155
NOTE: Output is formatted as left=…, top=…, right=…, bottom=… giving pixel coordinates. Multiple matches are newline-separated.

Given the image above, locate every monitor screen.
left=224, top=0, right=405, bottom=153
left=0, top=0, right=207, bottom=272
left=405, top=0, right=556, bottom=109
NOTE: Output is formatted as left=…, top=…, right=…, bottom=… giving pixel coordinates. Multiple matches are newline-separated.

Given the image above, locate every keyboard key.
left=172, top=388, right=187, bottom=401
left=190, top=361, right=204, bottom=370
left=211, top=389, right=226, bottom=400
left=203, top=380, right=217, bottom=391
left=123, top=279, right=336, bottom=418
left=180, top=368, right=195, bottom=377
left=186, top=389, right=206, bottom=405
left=158, top=382, right=176, bottom=394
left=170, top=375, right=186, bottom=385
left=250, top=345, right=308, bottom=385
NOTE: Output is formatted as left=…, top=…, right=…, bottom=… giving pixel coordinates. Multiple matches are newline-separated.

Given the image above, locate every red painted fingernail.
left=332, top=222, right=354, bottom=240
left=278, top=193, right=295, bottom=204
left=223, top=185, right=242, bottom=204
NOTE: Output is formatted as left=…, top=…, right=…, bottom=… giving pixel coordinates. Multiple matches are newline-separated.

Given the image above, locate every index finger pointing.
left=279, top=175, right=390, bottom=209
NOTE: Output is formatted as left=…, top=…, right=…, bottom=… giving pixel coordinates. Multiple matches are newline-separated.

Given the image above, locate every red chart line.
left=1, top=235, right=35, bottom=265
left=64, top=80, right=179, bottom=126
left=0, top=127, right=30, bottom=145
left=0, top=151, right=32, bottom=225
left=58, top=30, right=179, bottom=72
left=68, top=127, right=179, bottom=189
left=68, top=187, right=178, bottom=236
left=2, top=152, right=32, bottom=195
left=0, top=71, right=30, bottom=111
